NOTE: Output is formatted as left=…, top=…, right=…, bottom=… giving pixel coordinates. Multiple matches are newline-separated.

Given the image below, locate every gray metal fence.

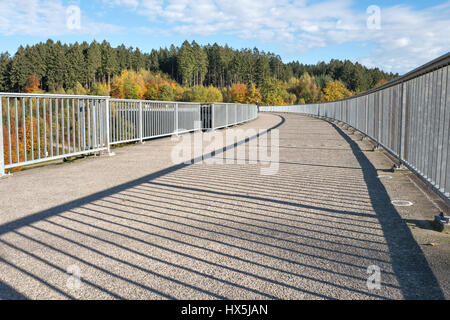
left=0, top=95, right=257, bottom=175
left=261, top=52, right=450, bottom=202
left=211, top=103, right=258, bottom=130
left=0, top=93, right=110, bottom=172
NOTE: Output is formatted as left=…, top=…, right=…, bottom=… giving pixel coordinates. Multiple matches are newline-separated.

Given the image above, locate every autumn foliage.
left=25, top=74, right=44, bottom=94
left=228, top=83, right=262, bottom=104
left=374, top=79, right=388, bottom=87
left=321, top=81, right=354, bottom=102
left=229, top=83, right=248, bottom=104
left=2, top=104, right=51, bottom=172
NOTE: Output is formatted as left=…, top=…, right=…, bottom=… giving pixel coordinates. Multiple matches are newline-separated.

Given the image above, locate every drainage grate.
left=391, top=200, right=413, bottom=207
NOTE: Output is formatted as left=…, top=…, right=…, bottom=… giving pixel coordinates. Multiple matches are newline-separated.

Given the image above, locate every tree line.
left=0, top=39, right=397, bottom=104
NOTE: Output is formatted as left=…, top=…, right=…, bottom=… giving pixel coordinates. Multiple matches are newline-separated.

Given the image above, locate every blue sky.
left=0, top=0, right=449, bottom=74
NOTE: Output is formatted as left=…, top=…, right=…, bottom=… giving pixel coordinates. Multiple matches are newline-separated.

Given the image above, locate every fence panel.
left=212, top=103, right=227, bottom=129
left=178, top=102, right=201, bottom=133
left=1, top=95, right=257, bottom=175
left=109, top=99, right=140, bottom=144
left=0, top=93, right=108, bottom=172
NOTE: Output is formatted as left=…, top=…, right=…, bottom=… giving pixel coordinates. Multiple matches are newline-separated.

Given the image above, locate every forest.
left=0, top=39, right=397, bottom=105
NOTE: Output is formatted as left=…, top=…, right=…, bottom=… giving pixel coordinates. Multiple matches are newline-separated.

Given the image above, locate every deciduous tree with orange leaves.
left=245, top=84, right=262, bottom=104
left=230, top=83, right=247, bottom=104
left=374, top=79, right=388, bottom=87
left=25, top=74, right=44, bottom=94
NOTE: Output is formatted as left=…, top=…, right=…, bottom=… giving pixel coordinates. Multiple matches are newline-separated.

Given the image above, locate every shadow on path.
left=0, top=279, right=28, bottom=300
left=0, top=115, right=286, bottom=300
left=0, top=113, right=445, bottom=300
left=0, top=116, right=285, bottom=238
left=328, top=119, right=445, bottom=300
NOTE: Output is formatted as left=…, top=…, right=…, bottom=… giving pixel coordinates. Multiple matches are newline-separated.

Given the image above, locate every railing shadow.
left=0, top=115, right=286, bottom=300
left=327, top=120, right=445, bottom=300
left=0, top=279, right=28, bottom=300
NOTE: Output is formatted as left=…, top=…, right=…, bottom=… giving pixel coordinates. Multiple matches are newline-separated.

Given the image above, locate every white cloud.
left=354, top=3, right=450, bottom=73
left=0, top=0, right=121, bottom=36
left=106, top=0, right=449, bottom=74
left=2, top=0, right=449, bottom=74
left=105, top=0, right=140, bottom=8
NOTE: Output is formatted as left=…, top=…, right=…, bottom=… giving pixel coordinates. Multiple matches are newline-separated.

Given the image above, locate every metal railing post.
left=226, top=103, right=229, bottom=126
left=175, top=102, right=179, bottom=135
left=0, top=97, right=5, bottom=177
left=211, top=103, right=215, bottom=130
left=139, top=101, right=143, bottom=142
left=398, top=82, right=406, bottom=168
left=105, top=98, right=113, bottom=155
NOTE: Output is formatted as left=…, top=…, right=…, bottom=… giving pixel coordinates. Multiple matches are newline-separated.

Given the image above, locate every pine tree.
left=0, top=52, right=11, bottom=91
left=116, top=44, right=130, bottom=71
left=45, top=41, right=66, bottom=91
left=178, top=41, right=195, bottom=87
left=255, top=54, right=270, bottom=88
left=132, top=47, right=146, bottom=71
left=10, top=46, right=31, bottom=91
left=26, top=44, right=46, bottom=81
left=149, top=49, right=159, bottom=72
left=192, top=41, right=208, bottom=86
left=86, top=41, right=102, bottom=88
left=66, top=42, right=87, bottom=89
left=101, top=41, right=118, bottom=86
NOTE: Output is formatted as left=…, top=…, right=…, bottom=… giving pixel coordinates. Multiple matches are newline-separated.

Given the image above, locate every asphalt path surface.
left=0, top=113, right=447, bottom=299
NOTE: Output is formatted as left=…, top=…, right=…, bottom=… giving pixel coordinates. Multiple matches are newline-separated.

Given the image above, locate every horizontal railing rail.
left=261, top=52, right=450, bottom=203
left=0, top=93, right=257, bottom=175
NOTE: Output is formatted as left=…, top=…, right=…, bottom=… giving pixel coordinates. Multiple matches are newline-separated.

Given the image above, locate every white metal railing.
left=0, top=95, right=257, bottom=174
left=211, top=103, right=257, bottom=130
left=0, top=93, right=109, bottom=172
left=261, top=52, right=450, bottom=202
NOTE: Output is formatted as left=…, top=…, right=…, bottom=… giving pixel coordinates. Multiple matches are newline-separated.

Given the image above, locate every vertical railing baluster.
left=77, top=99, right=81, bottom=151
left=106, top=98, right=111, bottom=154
left=7, top=98, right=12, bottom=166
left=72, top=99, right=75, bottom=153
left=0, top=96, right=4, bottom=176
left=61, top=98, right=65, bottom=154
left=30, top=97, right=34, bottom=161
left=50, top=99, right=53, bottom=157
left=87, top=99, right=91, bottom=150
left=67, top=98, right=70, bottom=153
left=15, top=98, right=19, bottom=163
left=139, top=101, right=143, bottom=142
left=175, top=102, right=178, bottom=135
left=22, top=98, right=26, bottom=162
left=37, top=98, right=40, bottom=159
left=56, top=98, right=60, bottom=156
left=43, top=98, right=47, bottom=157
